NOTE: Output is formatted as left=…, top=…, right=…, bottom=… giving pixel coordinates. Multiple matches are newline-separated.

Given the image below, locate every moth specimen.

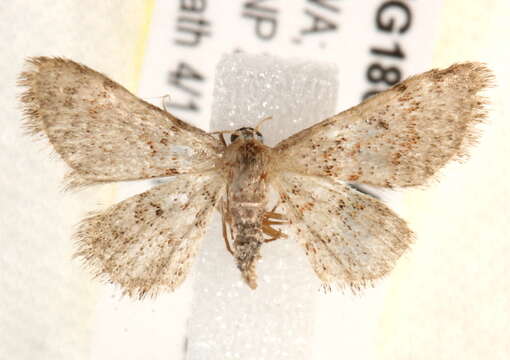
left=20, top=57, right=492, bottom=298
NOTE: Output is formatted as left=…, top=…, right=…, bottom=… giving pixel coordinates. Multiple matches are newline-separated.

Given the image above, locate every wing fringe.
left=430, top=62, right=494, bottom=163
left=18, top=57, right=106, bottom=190
left=73, top=210, right=187, bottom=300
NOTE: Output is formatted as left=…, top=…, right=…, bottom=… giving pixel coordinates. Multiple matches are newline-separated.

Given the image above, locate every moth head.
left=230, top=127, right=264, bottom=143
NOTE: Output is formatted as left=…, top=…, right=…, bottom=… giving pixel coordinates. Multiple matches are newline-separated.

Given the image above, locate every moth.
left=19, top=57, right=492, bottom=298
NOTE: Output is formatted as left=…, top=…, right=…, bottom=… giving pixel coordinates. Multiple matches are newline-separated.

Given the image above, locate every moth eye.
left=255, top=131, right=263, bottom=142
left=230, top=133, right=239, bottom=142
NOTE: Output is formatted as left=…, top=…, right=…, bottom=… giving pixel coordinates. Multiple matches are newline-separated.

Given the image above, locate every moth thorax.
left=230, top=127, right=263, bottom=143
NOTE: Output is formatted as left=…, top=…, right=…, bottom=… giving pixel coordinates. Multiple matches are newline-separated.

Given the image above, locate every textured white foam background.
left=185, top=54, right=338, bottom=360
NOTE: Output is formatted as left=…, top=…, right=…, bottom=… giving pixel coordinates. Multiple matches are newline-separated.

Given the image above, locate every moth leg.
left=262, top=209, right=288, bottom=243
left=222, top=215, right=234, bottom=255
left=264, top=211, right=286, bottom=222
left=264, top=200, right=288, bottom=223
left=219, top=200, right=234, bottom=255
left=162, top=94, right=171, bottom=112
left=261, top=220, right=287, bottom=242
left=225, top=192, right=236, bottom=247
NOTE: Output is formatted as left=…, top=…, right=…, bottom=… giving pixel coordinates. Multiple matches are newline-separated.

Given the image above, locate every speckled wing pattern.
left=19, top=57, right=223, bottom=188
left=19, top=57, right=226, bottom=298
left=274, top=173, right=412, bottom=289
left=75, top=172, right=224, bottom=298
left=274, top=63, right=492, bottom=187
left=270, top=63, right=492, bottom=289
left=19, top=58, right=492, bottom=296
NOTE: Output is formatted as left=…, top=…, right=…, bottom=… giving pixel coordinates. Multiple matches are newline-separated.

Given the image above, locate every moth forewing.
left=273, top=62, right=493, bottom=187
left=19, top=57, right=223, bottom=189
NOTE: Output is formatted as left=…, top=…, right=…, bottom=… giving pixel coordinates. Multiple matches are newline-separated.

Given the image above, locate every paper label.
left=139, top=0, right=442, bottom=130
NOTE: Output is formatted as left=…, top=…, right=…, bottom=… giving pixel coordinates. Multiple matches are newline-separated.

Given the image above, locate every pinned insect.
left=19, top=57, right=492, bottom=298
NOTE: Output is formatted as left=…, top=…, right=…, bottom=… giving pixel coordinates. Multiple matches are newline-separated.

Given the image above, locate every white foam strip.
left=185, top=54, right=338, bottom=360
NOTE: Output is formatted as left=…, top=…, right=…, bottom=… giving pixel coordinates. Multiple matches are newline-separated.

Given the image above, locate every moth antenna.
left=255, top=116, right=272, bottom=132
left=139, top=94, right=171, bottom=110
left=162, top=94, right=171, bottom=112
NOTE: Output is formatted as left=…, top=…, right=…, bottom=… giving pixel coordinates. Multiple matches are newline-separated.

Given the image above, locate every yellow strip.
left=132, top=0, right=156, bottom=90
left=107, top=0, right=155, bottom=205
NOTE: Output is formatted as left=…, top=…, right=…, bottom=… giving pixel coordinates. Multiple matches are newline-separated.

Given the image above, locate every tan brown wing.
left=273, top=172, right=413, bottom=289
left=19, top=57, right=223, bottom=188
left=75, top=172, right=225, bottom=298
left=273, top=63, right=492, bottom=187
